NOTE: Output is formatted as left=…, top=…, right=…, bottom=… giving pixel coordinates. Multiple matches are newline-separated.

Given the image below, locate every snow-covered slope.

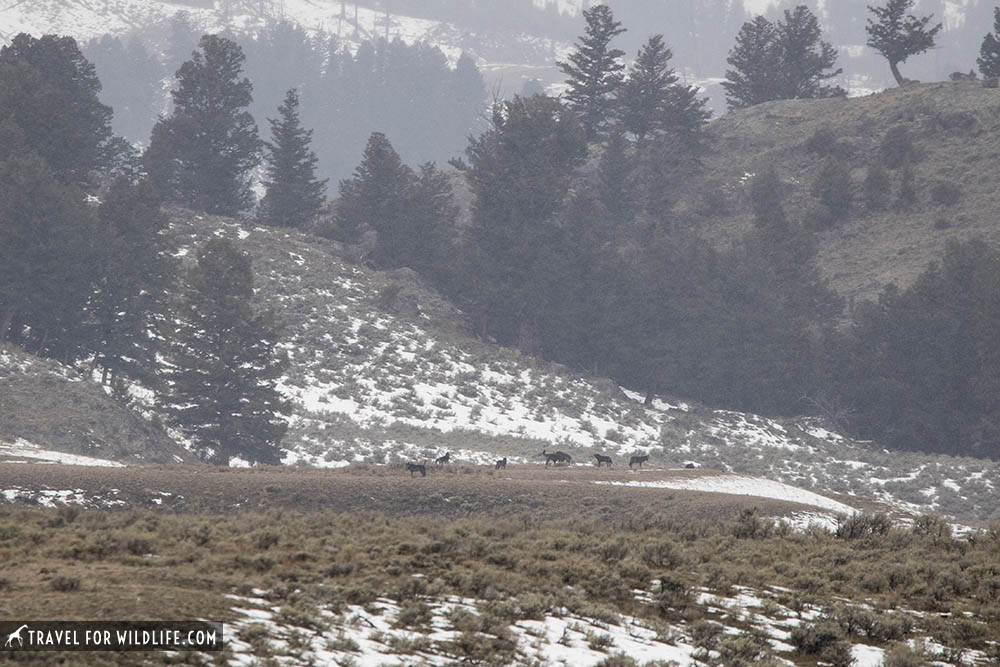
left=162, top=212, right=1000, bottom=527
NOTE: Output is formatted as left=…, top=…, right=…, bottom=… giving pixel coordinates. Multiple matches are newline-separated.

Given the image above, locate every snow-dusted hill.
left=160, top=211, right=999, bottom=527
left=0, top=0, right=574, bottom=97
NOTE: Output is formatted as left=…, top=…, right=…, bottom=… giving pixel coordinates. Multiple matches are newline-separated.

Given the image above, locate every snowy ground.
left=222, top=582, right=984, bottom=667
left=595, top=473, right=858, bottom=517
left=0, top=437, right=125, bottom=468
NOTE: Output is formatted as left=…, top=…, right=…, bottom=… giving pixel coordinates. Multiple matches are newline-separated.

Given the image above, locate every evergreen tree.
left=464, top=95, right=587, bottom=347
left=87, top=178, right=175, bottom=387
left=866, top=0, right=942, bottom=85
left=0, top=151, right=98, bottom=360
left=832, top=240, right=1000, bottom=457
left=259, top=88, right=327, bottom=228
left=723, top=7, right=842, bottom=109
left=723, top=16, right=784, bottom=109
left=775, top=6, right=844, bottom=100
left=0, top=34, right=115, bottom=183
left=978, top=7, right=1000, bottom=79
left=536, top=189, right=617, bottom=369
left=558, top=4, right=626, bottom=141
left=749, top=166, right=840, bottom=325
left=334, top=132, right=414, bottom=264
left=145, top=35, right=261, bottom=216
left=596, top=128, right=635, bottom=235
left=620, top=35, right=710, bottom=149
left=406, top=162, right=458, bottom=285
left=450, top=52, right=488, bottom=145
left=165, top=238, right=290, bottom=465
left=722, top=16, right=781, bottom=109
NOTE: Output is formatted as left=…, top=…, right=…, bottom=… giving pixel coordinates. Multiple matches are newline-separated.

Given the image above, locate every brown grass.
left=2, top=463, right=998, bottom=665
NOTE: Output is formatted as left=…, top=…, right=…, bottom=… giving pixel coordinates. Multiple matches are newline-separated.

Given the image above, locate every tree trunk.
left=890, top=60, right=904, bottom=86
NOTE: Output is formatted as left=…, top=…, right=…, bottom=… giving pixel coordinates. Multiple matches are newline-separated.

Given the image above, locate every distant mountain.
left=0, top=0, right=576, bottom=98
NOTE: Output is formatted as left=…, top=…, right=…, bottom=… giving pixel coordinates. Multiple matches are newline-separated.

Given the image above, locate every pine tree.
left=87, top=178, right=175, bottom=387
left=866, top=0, right=942, bottom=86
left=0, top=34, right=115, bottom=183
left=619, top=34, right=710, bottom=150
left=978, top=7, right=1000, bottom=79
left=596, top=128, right=635, bottom=235
left=723, top=16, right=783, bottom=109
left=334, top=132, right=414, bottom=263
left=464, top=95, right=587, bottom=347
left=450, top=52, right=487, bottom=143
left=620, top=35, right=675, bottom=146
left=259, top=89, right=327, bottom=228
left=558, top=4, right=626, bottom=141
left=145, top=35, right=261, bottom=216
left=776, top=5, right=844, bottom=100
left=406, top=162, right=458, bottom=285
left=165, top=238, right=290, bottom=465
left=723, top=7, right=842, bottom=109
left=0, top=151, right=98, bottom=360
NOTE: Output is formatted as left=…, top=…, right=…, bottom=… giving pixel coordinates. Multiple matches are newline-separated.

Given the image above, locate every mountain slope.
left=685, top=79, right=1000, bottom=303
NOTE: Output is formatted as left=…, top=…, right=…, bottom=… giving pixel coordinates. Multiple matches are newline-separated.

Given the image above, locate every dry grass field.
left=0, top=462, right=807, bottom=519
left=1, top=463, right=998, bottom=665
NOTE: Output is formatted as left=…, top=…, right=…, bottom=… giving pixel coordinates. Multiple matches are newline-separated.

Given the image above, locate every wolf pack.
left=402, top=449, right=684, bottom=477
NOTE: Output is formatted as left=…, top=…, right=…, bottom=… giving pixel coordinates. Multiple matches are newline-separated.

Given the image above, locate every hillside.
left=687, top=79, right=1000, bottom=303
left=5, top=205, right=999, bottom=523
left=0, top=344, right=192, bottom=465
left=160, top=210, right=1000, bottom=526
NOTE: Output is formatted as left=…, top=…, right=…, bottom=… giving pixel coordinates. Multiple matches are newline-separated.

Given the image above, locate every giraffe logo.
left=4, top=624, right=28, bottom=648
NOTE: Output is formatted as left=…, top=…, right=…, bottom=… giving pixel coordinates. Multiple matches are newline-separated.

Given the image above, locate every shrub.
left=586, top=629, right=615, bottom=651
left=806, top=128, right=838, bottom=155
left=790, top=620, right=848, bottom=657
left=252, top=530, right=280, bottom=550
left=881, top=642, right=932, bottom=667
left=812, top=158, right=852, bottom=221
left=690, top=619, right=725, bottom=653
left=278, top=599, right=328, bottom=632
left=716, top=626, right=779, bottom=666
left=593, top=653, right=638, bottom=667
left=929, top=180, right=962, bottom=206
left=641, top=539, right=685, bottom=569
left=655, top=574, right=694, bottom=614
left=834, top=512, right=892, bottom=539
left=895, top=164, right=918, bottom=209
left=730, top=508, right=773, bottom=539
left=395, top=600, right=433, bottom=629
left=864, top=163, right=893, bottom=212
left=880, top=126, right=918, bottom=168
left=50, top=575, right=81, bottom=592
